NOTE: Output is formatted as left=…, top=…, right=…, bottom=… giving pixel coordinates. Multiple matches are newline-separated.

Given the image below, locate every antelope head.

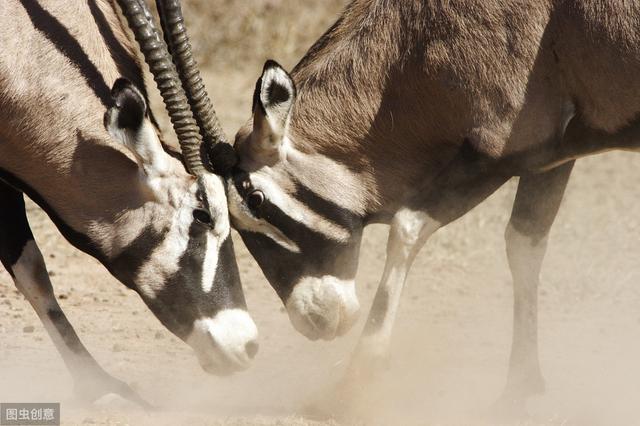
left=227, top=61, right=364, bottom=341
left=107, top=0, right=256, bottom=374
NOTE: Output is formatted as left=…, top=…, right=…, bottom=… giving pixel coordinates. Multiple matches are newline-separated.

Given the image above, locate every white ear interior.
left=259, top=64, right=295, bottom=132
left=247, top=61, right=295, bottom=165
left=106, top=83, right=169, bottom=178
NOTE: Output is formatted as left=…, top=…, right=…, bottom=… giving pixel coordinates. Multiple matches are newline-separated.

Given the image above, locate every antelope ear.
left=105, top=78, right=169, bottom=176
left=246, top=60, right=295, bottom=165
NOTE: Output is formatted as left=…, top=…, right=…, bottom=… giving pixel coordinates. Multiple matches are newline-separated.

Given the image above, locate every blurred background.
left=157, top=0, right=348, bottom=134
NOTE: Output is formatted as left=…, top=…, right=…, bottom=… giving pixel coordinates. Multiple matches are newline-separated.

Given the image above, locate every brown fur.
left=287, top=0, right=640, bottom=215
left=0, top=0, right=186, bottom=255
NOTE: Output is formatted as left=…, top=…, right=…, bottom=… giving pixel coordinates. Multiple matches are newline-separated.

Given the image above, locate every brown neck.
left=0, top=0, right=156, bottom=254
left=287, top=0, right=463, bottom=216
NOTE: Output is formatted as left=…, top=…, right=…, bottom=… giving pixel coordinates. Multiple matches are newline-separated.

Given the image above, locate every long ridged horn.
left=117, top=0, right=205, bottom=174
left=156, top=0, right=237, bottom=175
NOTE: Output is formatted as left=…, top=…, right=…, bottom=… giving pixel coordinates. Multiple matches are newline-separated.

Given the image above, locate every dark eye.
left=193, top=209, right=212, bottom=225
left=247, top=190, right=265, bottom=210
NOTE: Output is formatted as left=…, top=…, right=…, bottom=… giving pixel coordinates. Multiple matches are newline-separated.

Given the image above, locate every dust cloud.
left=1, top=152, right=639, bottom=425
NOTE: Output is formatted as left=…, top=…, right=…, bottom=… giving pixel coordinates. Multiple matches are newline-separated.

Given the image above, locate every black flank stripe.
left=18, top=0, right=112, bottom=107
left=0, top=169, right=107, bottom=265
left=87, top=0, right=148, bottom=100
left=0, top=182, right=34, bottom=277
left=291, top=178, right=361, bottom=230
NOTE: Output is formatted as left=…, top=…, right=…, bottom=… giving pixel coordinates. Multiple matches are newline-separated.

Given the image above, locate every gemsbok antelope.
left=0, top=0, right=255, bottom=404
left=227, top=0, right=640, bottom=400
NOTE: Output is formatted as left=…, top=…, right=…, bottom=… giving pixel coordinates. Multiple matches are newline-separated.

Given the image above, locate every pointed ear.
left=246, top=60, right=295, bottom=165
left=105, top=78, right=169, bottom=176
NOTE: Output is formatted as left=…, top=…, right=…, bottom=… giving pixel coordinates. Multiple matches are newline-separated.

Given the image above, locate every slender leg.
left=0, top=183, right=149, bottom=408
left=347, top=208, right=440, bottom=376
left=346, top=148, right=510, bottom=382
left=501, top=161, right=574, bottom=400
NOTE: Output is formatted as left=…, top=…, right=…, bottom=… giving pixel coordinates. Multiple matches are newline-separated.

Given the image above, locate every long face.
left=227, top=62, right=364, bottom=340
left=104, top=80, right=258, bottom=374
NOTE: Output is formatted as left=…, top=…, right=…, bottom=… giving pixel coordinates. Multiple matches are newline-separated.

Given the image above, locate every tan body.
left=231, top=0, right=640, bottom=404
left=289, top=0, right=640, bottom=214
left=0, top=0, right=257, bottom=404
left=0, top=0, right=154, bottom=252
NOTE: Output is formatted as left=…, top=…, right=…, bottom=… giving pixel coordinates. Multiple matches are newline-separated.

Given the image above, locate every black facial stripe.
left=238, top=196, right=360, bottom=300
left=108, top=225, right=168, bottom=289
left=291, top=178, right=361, bottom=231
left=209, top=235, right=245, bottom=308
left=87, top=0, right=148, bottom=101
left=232, top=170, right=363, bottom=299
left=152, top=222, right=244, bottom=339
left=18, top=0, right=111, bottom=107
left=239, top=222, right=361, bottom=301
left=233, top=171, right=359, bottom=242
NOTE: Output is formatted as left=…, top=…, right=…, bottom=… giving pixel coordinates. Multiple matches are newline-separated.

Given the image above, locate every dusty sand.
left=1, top=3, right=639, bottom=424
left=1, top=139, right=638, bottom=425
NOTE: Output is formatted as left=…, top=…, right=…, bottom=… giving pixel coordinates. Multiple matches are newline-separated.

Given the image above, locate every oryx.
left=0, top=0, right=256, bottom=404
left=227, top=0, right=640, bottom=401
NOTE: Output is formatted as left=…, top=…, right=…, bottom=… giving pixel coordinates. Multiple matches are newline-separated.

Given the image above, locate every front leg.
left=347, top=208, right=440, bottom=378
left=347, top=148, right=510, bottom=383
left=0, top=184, right=150, bottom=408
left=501, top=161, right=575, bottom=401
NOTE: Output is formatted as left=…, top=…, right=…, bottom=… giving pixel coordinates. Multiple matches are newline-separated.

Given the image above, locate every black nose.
left=245, top=340, right=259, bottom=359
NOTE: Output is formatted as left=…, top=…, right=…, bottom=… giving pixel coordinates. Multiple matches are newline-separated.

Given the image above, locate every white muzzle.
left=186, top=309, right=259, bottom=375
left=285, top=276, right=360, bottom=340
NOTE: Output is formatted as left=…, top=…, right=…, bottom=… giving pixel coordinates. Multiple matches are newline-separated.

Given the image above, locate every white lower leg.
left=350, top=209, right=441, bottom=373
left=12, top=241, right=102, bottom=379
left=504, top=223, right=547, bottom=393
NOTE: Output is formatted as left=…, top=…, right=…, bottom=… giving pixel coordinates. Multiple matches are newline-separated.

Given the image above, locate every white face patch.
left=186, top=309, right=259, bottom=373
left=199, top=174, right=231, bottom=241
left=285, top=275, right=360, bottom=341
left=200, top=232, right=218, bottom=293
left=198, top=174, right=232, bottom=293
left=252, top=172, right=351, bottom=242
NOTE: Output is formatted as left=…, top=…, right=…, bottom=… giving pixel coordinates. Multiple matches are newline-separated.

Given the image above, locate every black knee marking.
left=0, top=183, right=34, bottom=277
left=47, top=309, right=86, bottom=355
left=364, top=287, right=389, bottom=334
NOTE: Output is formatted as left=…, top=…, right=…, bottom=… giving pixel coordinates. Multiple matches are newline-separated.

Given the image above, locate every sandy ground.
left=1, top=137, right=639, bottom=425
left=2, top=27, right=640, bottom=426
